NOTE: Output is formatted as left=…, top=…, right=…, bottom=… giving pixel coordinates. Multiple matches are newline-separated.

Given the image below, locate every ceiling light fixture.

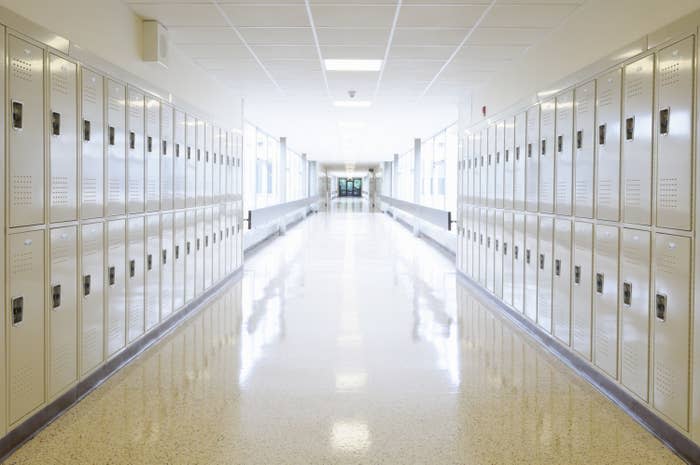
left=333, top=100, right=372, bottom=108
left=325, top=59, right=382, bottom=72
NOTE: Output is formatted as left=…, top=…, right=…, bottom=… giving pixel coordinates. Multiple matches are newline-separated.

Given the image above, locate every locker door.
left=160, top=212, right=174, bottom=320
left=525, top=104, right=540, bottom=212
left=127, top=216, right=145, bottom=342
left=513, top=112, right=527, bottom=211
left=213, top=127, right=221, bottom=204
left=487, top=125, right=496, bottom=207
left=213, top=205, right=220, bottom=284
left=653, top=233, right=690, bottom=429
left=622, top=55, right=654, bottom=226
left=145, top=97, right=160, bottom=212
left=539, top=99, right=555, bottom=213
left=145, top=215, right=160, bottom=330
left=106, top=80, right=126, bottom=216
left=127, top=88, right=145, bottom=214
left=480, top=130, right=488, bottom=206
left=174, top=211, right=186, bottom=309
left=185, top=115, right=196, bottom=208
left=524, top=214, right=538, bottom=321
left=596, top=69, right=622, bottom=221
left=106, top=219, right=126, bottom=357
left=9, top=36, right=44, bottom=227
left=236, top=200, right=243, bottom=268
left=553, top=219, right=572, bottom=345
left=204, top=207, right=213, bottom=289
left=656, top=37, right=694, bottom=230
left=502, top=212, right=513, bottom=306
left=593, top=225, right=619, bottom=378
left=173, top=110, right=186, bottom=209
left=486, top=209, right=495, bottom=292
left=537, top=217, right=553, bottom=333
left=555, top=90, right=574, bottom=215
left=574, top=81, right=596, bottom=218
left=195, top=120, right=205, bottom=206
left=160, top=103, right=174, bottom=210
left=620, top=228, right=650, bottom=400
left=49, top=226, right=78, bottom=398
left=473, top=131, right=482, bottom=206
left=48, top=54, right=78, bottom=223
left=572, top=221, right=593, bottom=360
left=80, top=69, right=104, bottom=219
left=80, top=222, right=104, bottom=376
left=512, top=213, right=525, bottom=313
left=461, top=207, right=468, bottom=275
left=471, top=206, right=478, bottom=279
left=223, top=204, right=231, bottom=275
left=494, top=211, right=503, bottom=299
left=185, top=210, right=196, bottom=302
left=196, top=209, right=205, bottom=295
left=495, top=120, right=505, bottom=209
left=503, top=117, right=515, bottom=209
left=479, top=208, right=487, bottom=285
left=8, top=230, right=45, bottom=424
left=465, top=133, right=472, bottom=205
left=204, top=123, right=213, bottom=205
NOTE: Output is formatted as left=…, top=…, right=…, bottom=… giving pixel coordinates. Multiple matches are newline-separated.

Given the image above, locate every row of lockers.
left=458, top=36, right=694, bottom=232
left=7, top=31, right=243, bottom=229
left=456, top=207, right=690, bottom=431
left=7, top=204, right=243, bottom=429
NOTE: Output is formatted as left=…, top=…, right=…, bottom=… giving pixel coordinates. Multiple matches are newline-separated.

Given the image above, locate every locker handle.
left=213, top=233, right=217, bottom=244
left=147, top=254, right=153, bottom=271
left=514, top=245, right=519, bottom=260
left=554, top=259, right=561, bottom=277
left=11, top=297, right=23, bottom=326
left=659, top=108, right=670, bottom=135
left=495, top=152, right=500, bottom=164
left=495, top=239, right=499, bottom=252
left=176, top=143, right=180, bottom=158
left=480, top=156, right=483, bottom=167
left=109, top=266, right=116, bottom=286
left=52, top=284, right=62, bottom=309
left=147, top=136, right=153, bottom=153
left=196, top=238, right=201, bottom=251
left=574, top=265, right=581, bottom=285
left=487, top=237, right=491, bottom=249
left=595, top=272, right=604, bottom=294
left=479, top=234, right=483, bottom=245
left=576, top=130, right=583, bottom=149
left=527, top=143, right=532, bottom=158
left=487, top=154, right=491, bottom=166
left=598, top=124, right=606, bottom=145
left=197, top=149, right=201, bottom=161
left=162, top=140, right=167, bottom=155
left=83, top=119, right=91, bottom=142
left=206, top=151, right=209, bottom=162
left=213, top=153, right=217, bottom=163
left=83, top=275, right=91, bottom=296
left=625, top=117, right=634, bottom=141
left=515, top=147, right=520, bottom=161
left=541, top=139, right=546, bottom=156
left=525, top=249, right=531, bottom=264
left=226, top=227, right=229, bottom=238
left=505, top=149, right=509, bottom=162
left=557, top=135, right=563, bottom=153
left=129, top=259, right=136, bottom=278
left=109, top=126, right=115, bottom=146
left=187, top=147, right=191, bottom=160
left=162, top=249, right=167, bottom=265
left=186, top=241, right=191, bottom=255
left=539, top=254, right=545, bottom=270
left=129, top=131, right=135, bottom=150
left=503, top=242, right=508, bottom=256
left=656, top=293, right=667, bottom=321
left=623, top=282, right=632, bottom=306
left=175, top=245, right=180, bottom=259
left=205, top=235, right=209, bottom=247
left=51, top=112, right=61, bottom=136
left=12, top=101, right=22, bottom=129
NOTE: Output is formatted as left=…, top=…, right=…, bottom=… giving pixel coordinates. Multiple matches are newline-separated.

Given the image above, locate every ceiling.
left=126, top=0, right=586, bottom=162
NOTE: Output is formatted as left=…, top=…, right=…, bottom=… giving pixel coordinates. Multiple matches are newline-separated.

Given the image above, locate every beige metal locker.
left=195, top=119, right=205, bottom=206
left=48, top=54, right=78, bottom=223
left=539, top=99, right=555, bottom=213
left=127, top=216, right=145, bottom=342
left=160, top=102, right=174, bottom=210
left=513, top=112, right=527, bottom=211
left=572, top=221, right=593, bottom=360
left=503, top=117, right=515, bottom=209
left=620, top=228, right=650, bottom=401
left=486, top=209, right=495, bottom=292
left=160, top=212, right=174, bottom=320
left=196, top=209, right=205, bottom=294
left=127, top=88, right=145, bottom=214
left=9, top=35, right=44, bottom=227
left=512, top=213, right=525, bottom=313
left=524, top=214, right=538, bottom=322
left=502, top=212, right=513, bottom=306
left=213, top=205, right=221, bottom=284
left=552, top=219, right=572, bottom=345
left=494, top=211, right=503, bottom=299
left=653, top=233, right=691, bottom=429
left=204, top=123, right=213, bottom=205
left=173, top=110, right=186, bottom=209
left=596, top=69, right=622, bottom=221
left=487, top=125, right=496, bottom=208
left=479, top=208, right=487, bottom=285
left=48, top=226, right=78, bottom=398
left=185, top=114, right=196, bottom=208
left=80, top=222, right=104, bottom=376
left=106, top=219, right=126, bottom=357
left=145, top=97, right=160, bottom=212
left=80, top=69, right=104, bottom=219
left=555, top=90, right=574, bottom=216
left=8, top=229, right=45, bottom=424
left=185, top=209, right=196, bottom=302
left=106, top=80, right=126, bottom=216
left=204, top=207, right=213, bottom=289
left=593, top=225, right=619, bottom=378
left=174, top=211, right=186, bottom=309
left=574, top=81, right=596, bottom=218
left=525, top=104, right=540, bottom=212
left=656, top=37, right=694, bottom=231
left=495, top=120, right=505, bottom=209
left=537, top=217, right=553, bottom=333
left=622, top=55, right=654, bottom=226
left=145, top=214, right=160, bottom=330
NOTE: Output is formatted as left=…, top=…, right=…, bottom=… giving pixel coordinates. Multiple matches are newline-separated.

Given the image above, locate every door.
left=572, top=222, right=593, bottom=360
left=106, top=219, right=126, bottom=357
left=596, top=69, right=622, bottom=221
left=145, top=214, right=161, bottom=330
left=80, top=222, right=104, bottom=376
left=80, top=69, right=104, bottom=219
left=106, top=81, right=126, bottom=216
left=160, top=212, right=174, bottom=320
left=145, top=97, right=160, bottom=212
left=524, top=214, right=538, bottom=321
left=555, top=90, right=574, bottom=215
left=526, top=104, right=540, bottom=212
left=174, top=211, right=186, bottom=309
left=160, top=102, right=174, bottom=210
left=127, top=216, right=145, bottom=342
left=574, top=81, right=596, bottom=218
left=553, top=219, right=572, bottom=345
left=512, top=214, right=525, bottom=313
left=593, top=225, right=619, bottom=378
left=513, top=112, right=527, bottom=211
left=537, top=217, right=553, bottom=333
left=539, top=99, right=555, bottom=213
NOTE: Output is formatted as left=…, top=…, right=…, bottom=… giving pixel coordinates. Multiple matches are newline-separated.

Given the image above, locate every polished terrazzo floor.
left=4, top=198, right=683, bottom=464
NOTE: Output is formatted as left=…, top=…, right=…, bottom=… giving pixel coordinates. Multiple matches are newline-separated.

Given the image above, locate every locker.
left=160, top=102, right=174, bottom=210
left=80, top=69, right=104, bottom=219
left=223, top=204, right=231, bottom=276
left=656, top=37, right=694, bottom=230
left=106, top=219, right=126, bottom=356
left=653, top=233, right=691, bottom=429
left=502, top=212, right=513, bottom=306
left=9, top=35, right=44, bottom=227
left=226, top=131, right=234, bottom=201
left=513, top=111, right=526, bottom=211
left=174, top=110, right=186, bottom=209
left=145, top=215, right=160, bottom=330
left=48, top=54, right=78, bottom=223
left=106, top=80, right=126, bottom=216
left=593, top=225, right=619, bottom=378
left=145, top=97, right=160, bottom=212
left=622, top=55, right=654, bottom=226
left=204, top=207, right=213, bottom=289
left=185, top=114, right=196, bottom=208
left=195, top=119, right=205, bottom=206
left=174, top=211, right=186, bottom=309
left=512, top=213, right=525, bottom=313
left=213, top=127, right=221, bottom=204
left=196, top=209, right=205, bottom=294
left=494, top=211, right=503, bottom=299
left=465, top=133, right=473, bottom=205
left=474, top=131, right=482, bottom=206
left=185, top=210, right=196, bottom=302
left=160, top=212, right=174, bottom=320
left=80, top=222, right=104, bottom=376
left=462, top=207, right=469, bottom=276
left=495, top=120, right=505, bottom=209
left=503, top=117, right=515, bottom=209
left=620, top=228, right=650, bottom=400
left=213, top=205, right=221, bottom=284
left=572, top=221, right=593, bottom=360
left=127, top=88, right=145, bottom=214
left=48, top=226, right=78, bottom=398
left=539, top=99, right=555, bottom=213
left=487, top=125, right=496, bottom=207
left=479, top=208, right=487, bottom=285
left=537, top=217, right=553, bottom=333
left=236, top=200, right=243, bottom=268
left=525, top=104, right=540, bottom=212
left=596, top=69, right=622, bottom=221
left=524, top=214, right=538, bottom=321
left=127, top=216, right=145, bottom=342
left=8, top=230, right=45, bottom=424
left=486, top=209, right=495, bottom=292
left=555, top=90, right=574, bottom=215
left=204, top=123, right=213, bottom=205
left=553, top=219, right=572, bottom=345
left=574, top=81, right=596, bottom=218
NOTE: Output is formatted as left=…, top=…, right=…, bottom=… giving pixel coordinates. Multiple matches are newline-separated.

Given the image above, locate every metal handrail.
left=379, top=195, right=453, bottom=231
left=245, top=195, right=320, bottom=229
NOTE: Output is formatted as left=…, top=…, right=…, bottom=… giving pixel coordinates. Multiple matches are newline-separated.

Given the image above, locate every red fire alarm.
left=481, top=105, right=486, bottom=117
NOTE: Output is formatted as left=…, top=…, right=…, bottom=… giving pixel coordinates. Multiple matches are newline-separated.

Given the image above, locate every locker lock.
left=525, top=249, right=531, bottom=264
left=147, top=136, right=153, bottom=153
left=623, top=282, right=632, bottom=306
left=52, top=284, right=62, bottom=309
left=595, top=273, right=604, bottom=294
left=108, top=266, right=116, bottom=286
left=162, top=140, right=168, bottom=155
left=51, top=112, right=61, bottom=136
left=176, top=245, right=180, bottom=259
left=495, top=239, right=499, bottom=252
left=659, top=108, right=670, bottom=135
left=656, top=293, right=667, bottom=321
left=129, top=259, right=136, bottom=278
left=495, top=152, right=500, bottom=164
left=187, top=147, right=191, bottom=159
left=487, top=237, right=491, bottom=248
left=557, top=135, right=563, bottom=153
left=539, top=254, right=545, bottom=270
left=83, top=274, right=91, bottom=296
left=162, top=249, right=168, bottom=265
left=574, top=265, right=581, bottom=285
left=541, top=139, right=546, bottom=156
left=196, top=238, right=201, bottom=251
left=83, top=119, right=91, bottom=142
left=479, top=234, right=483, bottom=245
left=12, top=101, right=22, bottom=129
left=554, top=259, right=561, bottom=277
left=11, top=297, right=23, bottom=326
left=576, top=130, right=583, bottom=149
left=147, top=254, right=153, bottom=271
left=186, top=241, right=191, bottom=255
left=109, top=126, right=115, bottom=146
left=503, top=242, right=508, bottom=256
left=515, top=147, right=520, bottom=161
left=625, top=117, right=635, bottom=141
left=487, top=154, right=492, bottom=166
left=505, top=150, right=509, bottom=163
left=514, top=245, right=519, bottom=260
left=176, top=143, right=180, bottom=158
left=598, top=124, right=606, bottom=145
left=197, top=149, right=201, bottom=161
left=206, top=151, right=209, bottom=162
left=205, top=235, right=209, bottom=247
left=213, top=233, right=217, bottom=244
left=527, top=143, right=532, bottom=158
left=226, top=227, right=229, bottom=238
left=213, top=153, right=217, bottom=163
left=129, top=131, right=136, bottom=149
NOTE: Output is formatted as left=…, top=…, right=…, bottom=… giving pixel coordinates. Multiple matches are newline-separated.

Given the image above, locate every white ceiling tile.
left=453, top=44, right=528, bottom=62
left=252, top=45, right=318, bottom=60
left=321, top=46, right=385, bottom=60
left=169, top=26, right=241, bottom=44
left=389, top=46, right=453, bottom=60
left=194, top=58, right=260, bottom=72
left=238, top=27, right=314, bottom=45
left=468, top=27, right=549, bottom=45
left=480, top=4, right=579, bottom=28
left=316, top=27, right=389, bottom=46
left=177, top=43, right=250, bottom=59
left=392, top=27, right=467, bottom=46
left=381, top=60, right=443, bottom=81
left=311, top=5, right=396, bottom=27
left=398, top=5, right=487, bottom=28
left=129, top=3, right=226, bottom=27
left=218, top=4, right=309, bottom=27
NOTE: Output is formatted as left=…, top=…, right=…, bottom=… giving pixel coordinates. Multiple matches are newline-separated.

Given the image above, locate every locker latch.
left=598, top=124, right=606, bottom=145
left=83, top=274, right=91, bottom=296
left=539, top=254, right=545, bottom=270
left=147, top=254, right=153, bottom=271
left=162, top=249, right=168, bottom=265
left=515, top=147, right=520, bottom=161
left=129, top=259, right=136, bottom=278
left=557, top=135, right=563, bottom=153
left=214, top=153, right=217, bottom=163
left=51, top=112, right=61, bottom=136
left=197, top=149, right=201, bottom=161
left=495, top=152, right=500, bottom=164
left=514, top=245, right=519, bottom=260
left=623, top=282, right=632, bottom=306
left=129, top=131, right=135, bottom=150
left=213, top=233, right=217, bottom=244
left=574, top=265, right=581, bottom=285
left=109, top=266, right=116, bottom=286
left=487, top=154, right=492, bottom=165
left=162, top=140, right=168, bottom=155
left=83, top=119, right=91, bottom=141
left=505, top=150, right=509, bottom=162
left=147, top=136, right=153, bottom=153
left=186, top=242, right=191, bottom=255
left=480, top=156, right=483, bottom=167
left=206, top=151, right=209, bottom=162
left=554, top=259, right=561, bottom=277
left=656, top=293, right=667, bottom=321
left=503, top=242, right=508, bottom=256
left=226, top=227, right=229, bottom=238
left=541, top=139, right=546, bottom=156
left=205, top=235, right=209, bottom=247
left=52, top=284, right=62, bottom=309
left=595, top=273, right=604, bottom=294
left=527, top=143, right=532, bottom=158
left=196, top=238, right=201, bottom=251
left=576, top=130, right=583, bottom=149
left=11, top=297, right=23, bottom=326
left=176, top=143, right=180, bottom=158
left=495, top=239, right=499, bottom=252
left=187, top=147, right=191, bottom=159
left=176, top=245, right=181, bottom=259
left=625, top=117, right=634, bottom=141
left=12, top=101, right=23, bottom=129
left=479, top=234, right=483, bottom=245
left=659, top=108, right=670, bottom=135
left=109, top=126, right=115, bottom=145
left=525, top=249, right=531, bottom=264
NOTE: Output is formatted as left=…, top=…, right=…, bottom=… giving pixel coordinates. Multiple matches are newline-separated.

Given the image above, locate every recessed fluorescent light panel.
left=325, top=59, right=382, bottom=72
left=333, top=100, right=372, bottom=108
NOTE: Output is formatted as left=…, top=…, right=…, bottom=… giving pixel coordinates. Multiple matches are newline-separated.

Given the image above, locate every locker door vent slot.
left=109, top=266, right=116, bottom=285
left=129, top=259, right=136, bottom=278
left=175, top=143, right=180, bottom=158
left=109, top=126, right=115, bottom=145
left=12, top=101, right=22, bottom=129
left=51, top=112, right=61, bottom=136
left=574, top=265, right=581, bottom=284
left=175, top=245, right=180, bottom=259
left=595, top=273, right=604, bottom=294
left=514, top=245, right=519, bottom=260
left=129, top=131, right=135, bottom=149
left=11, top=297, right=23, bottom=326
left=656, top=293, right=667, bottom=321
left=541, top=140, right=546, bottom=156
left=527, top=143, right=532, bottom=158
left=83, top=275, right=91, bottom=296
left=659, top=108, right=670, bottom=135
left=539, top=254, right=545, bottom=270
left=598, top=124, right=606, bottom=145
left=162, top=140, right=167, bottom=155
left=576, top=130, right=583, bottom=149
left=162, top=249, right=167, bottom=265
left=147, top=254, right=153, bottom=271
left=147, top=136, right=153, bottom=153
left=555, top=259, right=561, bottom=276
left=557, top=135, right=563, bottom=153
left=83, top=120, right=91, bottom=141
left=625, top=117, right=635, bottom=140
left=623, top=282, right=632, bottom=306
left=526, top=249, right=531, bottom=264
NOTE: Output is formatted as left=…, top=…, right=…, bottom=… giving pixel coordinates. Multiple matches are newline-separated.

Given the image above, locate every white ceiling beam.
left=373, top=0, right=402, bottom=100
left=304, top=0, right=332, bottom=100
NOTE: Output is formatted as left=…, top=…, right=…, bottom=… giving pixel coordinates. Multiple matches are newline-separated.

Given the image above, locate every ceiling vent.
left=143, top=20, right=168, bottom=68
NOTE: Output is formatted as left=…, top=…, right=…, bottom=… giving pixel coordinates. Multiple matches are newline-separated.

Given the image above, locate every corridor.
left=4, top=205, right=681, bottom=464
